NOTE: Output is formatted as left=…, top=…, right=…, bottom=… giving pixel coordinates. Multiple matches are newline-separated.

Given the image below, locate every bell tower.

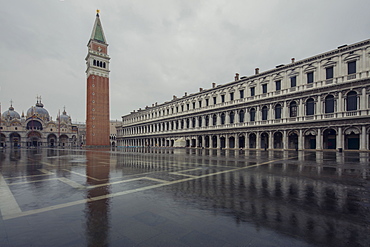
left=85, top=10, right=110, bottom=146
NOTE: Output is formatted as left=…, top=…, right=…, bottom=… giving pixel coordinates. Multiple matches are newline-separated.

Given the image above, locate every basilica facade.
left=0, top=99, right=78, bottom=148
left=116, top=39, right=370, bottom=151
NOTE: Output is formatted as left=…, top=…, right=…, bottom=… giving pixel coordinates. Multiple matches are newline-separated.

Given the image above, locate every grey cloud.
left=0, top=0, right=369, bottom=121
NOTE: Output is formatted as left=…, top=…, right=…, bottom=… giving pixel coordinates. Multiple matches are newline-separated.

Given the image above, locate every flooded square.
left=0, top=148, right=369, bottom=246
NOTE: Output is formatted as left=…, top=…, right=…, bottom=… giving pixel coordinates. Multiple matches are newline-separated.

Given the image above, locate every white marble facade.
left=117, top=39, right=370, bottom=151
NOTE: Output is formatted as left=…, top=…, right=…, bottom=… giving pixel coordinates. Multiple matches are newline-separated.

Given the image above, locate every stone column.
left=268, top=105, right=272, bottom=123
left=234, top=134, right=238, bottom=149
left=298, top=99, right=303, bottom=117
left=245, top=133, right=249, bottom=149
left=316, top=128, right=322, bottom=150
left=360, top=125, right=367, bottom=151
left=361, top=88, right=366, bottom=111
left=338, top=91, right=343, bottom=113
left=256, top=106, right=260, bottom=121
left=283, top=130, right=288, bottom=149
left=225, top=135, right=229, bottom=149
left=337, top=127, right=343, bottom=151
left=298, top=129, right=304, bottom=150
left=282, top=102, right=287, bottom=120
left=316, top=95, right=322, bottom=116
left=268, top=131, right=273, bottom=149
left=256, top=132, right=261, bottom=149
left=235, top=111, right=240, bottom=123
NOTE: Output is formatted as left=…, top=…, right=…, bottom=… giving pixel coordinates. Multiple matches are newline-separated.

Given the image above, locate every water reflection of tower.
left=84, top=150, right=111, bottom=246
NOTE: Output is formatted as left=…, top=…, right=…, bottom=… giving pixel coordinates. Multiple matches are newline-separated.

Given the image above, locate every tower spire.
left=89, top=10, right=106, bottom=44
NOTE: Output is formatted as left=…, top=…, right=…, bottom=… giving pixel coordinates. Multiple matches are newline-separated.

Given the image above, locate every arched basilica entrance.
left=27, top=131, right=41, bottom=147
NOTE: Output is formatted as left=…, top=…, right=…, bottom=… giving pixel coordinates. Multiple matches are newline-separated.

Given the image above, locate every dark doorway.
left=249, top=133, right=256, bottom=148
left=239, top=135, right=245, bottom=148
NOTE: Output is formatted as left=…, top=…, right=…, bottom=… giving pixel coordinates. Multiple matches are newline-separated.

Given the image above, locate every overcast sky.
left=1, top=0, right=369, bottom=122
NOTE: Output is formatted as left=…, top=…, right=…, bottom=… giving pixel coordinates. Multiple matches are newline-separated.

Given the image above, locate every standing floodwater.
left=0, top=148, right=369, bottom=246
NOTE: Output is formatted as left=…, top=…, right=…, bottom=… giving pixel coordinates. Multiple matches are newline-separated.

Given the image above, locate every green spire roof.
left=90, top=14, right=106, bottom=43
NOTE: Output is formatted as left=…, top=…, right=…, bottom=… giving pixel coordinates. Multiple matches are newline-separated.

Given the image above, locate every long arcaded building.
left=116, top=39, right=370, bottom=151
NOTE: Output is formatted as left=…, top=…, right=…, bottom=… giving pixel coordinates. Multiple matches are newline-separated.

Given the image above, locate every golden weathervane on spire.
left=96, top=9, right=100, bottom=14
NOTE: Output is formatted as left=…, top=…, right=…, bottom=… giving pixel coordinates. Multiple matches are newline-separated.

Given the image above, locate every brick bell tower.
left=85, top=10, right=110, bottom=146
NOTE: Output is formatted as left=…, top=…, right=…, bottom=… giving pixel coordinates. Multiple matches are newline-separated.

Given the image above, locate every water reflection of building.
left=0, top=99, right=79, bottom=147
left=116, top=149, right=370, bottom=247
left=117, top=39, right=370, bottom=151
left=84, top=151, right=111, bottom=246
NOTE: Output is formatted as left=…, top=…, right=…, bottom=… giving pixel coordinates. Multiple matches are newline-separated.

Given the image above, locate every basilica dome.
left=26, top=100, right=50, bottom=121
left=2, top=105, right=21, bottom=120
left=58, top=109, right=71, bottom=123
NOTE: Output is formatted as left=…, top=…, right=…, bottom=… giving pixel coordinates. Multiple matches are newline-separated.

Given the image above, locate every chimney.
left=255, top=68, right=259, bottom=75
left=234, top=73, right=239, bottom=81
left=291, top=58, right=295, bottom=63
left=199, top=88, right=203, bottom=92
left=212, top=83, right=216, bottom=88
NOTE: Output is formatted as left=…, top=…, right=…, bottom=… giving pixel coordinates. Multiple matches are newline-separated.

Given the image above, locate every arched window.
left=198, top=116, right=202, bottom=127
left=262, top=106, right=268, bottom=120
left=221, top=113, right=226, bottom=125
left=205, top=116, right=209, bottom=126
left=186, top=119, right=190, bottom=128
left=93, top=60, right=96, bottom=66
left=229, top=111, right=235, bottom=124
left=290, top=101, right=298, bottom=117
left=275, top=104, right=281, bottom=119
left=192, top=118, right=196, bottom=128
left=347, top=91, right=357, bottom=111
left=239, top=110, right=245, bottom=123
left=250, top=108, right=256, bottom=121
left=103, top=62, right=106, bottom=68
left=99, top=61, right=103, bottom=67
left=26, top=120, right=43, bottom=130
left=325, top=95, right=335, bottom=113
left=212, top=114, right=217, bottom=126
left=306, top=98, right=315, bottom=115
left=181, top=119, right=184, bottom=129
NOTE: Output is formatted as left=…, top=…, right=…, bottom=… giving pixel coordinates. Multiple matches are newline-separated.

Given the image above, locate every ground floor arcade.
left=0, top=131, right=78, bottom=148
left=118, top=125, right=370, bottom=151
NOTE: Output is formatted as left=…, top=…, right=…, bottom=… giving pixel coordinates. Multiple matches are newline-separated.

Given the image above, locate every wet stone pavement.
left=0, top=148, right=369, bottom=247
